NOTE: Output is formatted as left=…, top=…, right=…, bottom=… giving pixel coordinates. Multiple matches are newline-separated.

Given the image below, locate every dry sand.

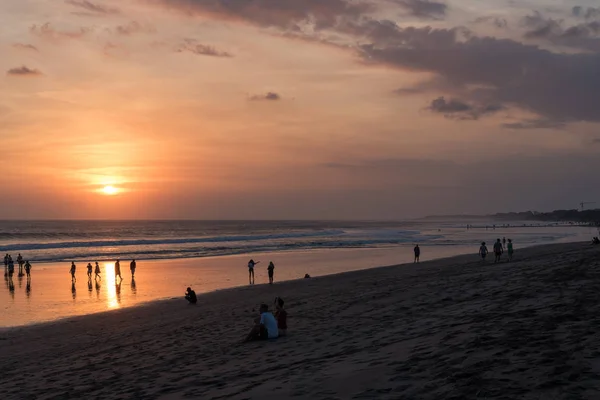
left=1, top=242, right=599, bottom=399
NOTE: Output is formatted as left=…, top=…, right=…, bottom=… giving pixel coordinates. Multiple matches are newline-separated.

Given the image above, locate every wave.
left=0, top=230, right=347, bottom=252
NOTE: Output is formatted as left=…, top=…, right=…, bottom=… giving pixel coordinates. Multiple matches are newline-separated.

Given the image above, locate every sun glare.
left=102, top=185, right=119, bottom=195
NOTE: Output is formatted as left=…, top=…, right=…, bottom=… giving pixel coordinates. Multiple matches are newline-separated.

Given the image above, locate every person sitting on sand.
left=507, top=239, right=514, bottom=262
left=248, top=259, right=259, bottom=285
left=304, top=273, right=311, bottom=279
left=70, top=262, right=76, bottom=282
left=24, top=261, right=31, bottom=278
left=267, top=261, right=275, bottom=284
left=274, top=297, right=287, bottom=336
left=185, top=287, right=197, bottom=304
left=130, top=259, right=136, bottom=278
left=244, top=304, right=279, bottom=342
left=493, top=239, right=503, bottom=263
left=479, top=242, right=488, bottom=263
left=414, top=244, right=420, bottom=263
left=114, top=259, right=122, bottom=282
left=592, top=237, right=600, bottom=245
left=87, top=263, right=93, bottom=279
left=94, top=262, right=101, bottom=280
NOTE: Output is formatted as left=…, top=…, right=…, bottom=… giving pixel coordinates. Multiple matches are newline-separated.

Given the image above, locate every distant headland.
left=424, top=209, right=600, bottom=225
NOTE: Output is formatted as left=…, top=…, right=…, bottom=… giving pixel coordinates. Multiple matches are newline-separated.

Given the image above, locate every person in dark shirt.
left=267, top=261, right=275, bottom=284
left=274, top=297, right=287, bottom=336
left=130, top=259, right=137, bottom=278
left=413, top=245, right=421, bottom=263
left=185, top=287, right=197, bottom=304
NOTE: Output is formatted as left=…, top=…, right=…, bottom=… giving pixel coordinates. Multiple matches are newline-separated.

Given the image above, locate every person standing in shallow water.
left=94, top=262, right=101, bottom=280
left=130, top=259, right=136, bottom=278
left=414, top=245, right=421, bottom=263
left=114, top=259, right=122, bottom=282
left=17, top=254, right=24, bottom=277
left=24, top=261, right=31, bottom=278
left=86, top=263, right=93, bottom=279
left=267, top=261, right=275, bottom=284
left=248, top=259, right=259, bottom=285
left=69, top=262, right=76, bottom=282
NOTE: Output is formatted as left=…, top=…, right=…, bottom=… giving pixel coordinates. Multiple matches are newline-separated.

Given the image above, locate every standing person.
left=493, top=239, right=503, bottom=263
left=130, top=259, right=136, bottom=278
left=507, top=239, right=514, bottom=262
left=69, top=262, right=76, bottom=282
left=24, top=261, right=32, bottom=278
left=248, top=259, right=259, bottom=285
left=86, top=263, right=93, bottom=279
left=114, top=259, right=122, bottom=282
left=17, top=254, right=24, bottom=277
left=8, top=257, right=15, bottom=278
left=414, top=244, right=421, bottom=263
left=267, top=261, right=275, bottom=284
left=94, top=262, right=101, bottom=280
left=502, top=237, right=506, bottom=250
left=479, top=242, right=488, bottom=264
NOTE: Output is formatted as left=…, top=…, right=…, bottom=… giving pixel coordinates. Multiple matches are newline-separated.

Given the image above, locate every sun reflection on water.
left=104, top=262, right=120, bottom=309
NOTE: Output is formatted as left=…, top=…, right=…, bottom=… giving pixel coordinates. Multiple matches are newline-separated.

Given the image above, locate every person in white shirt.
left=244, top=304, right=279, bottom=342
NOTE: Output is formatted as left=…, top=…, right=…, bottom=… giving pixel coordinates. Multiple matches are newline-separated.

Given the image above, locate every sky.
left=1, top=0, right=600, bottom=219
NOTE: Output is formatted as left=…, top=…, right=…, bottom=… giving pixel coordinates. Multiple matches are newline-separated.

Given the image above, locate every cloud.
left=250, top=92, right=281, bottom=101
left=177, top=39, right=232, bottom=57
left=393, top=0, right=447, bottom=19
left=427, top=97, right=503, bottom=120
left=6, top=66, right=43, bottom=77
left=30, top=23, right=91, bottom=40
left=522, top=12, right=600, bottom=51
left=356, top=22, right=600, bottom=124
left=12, top=43, right=39, bottom=52
left=572, top=6, right=600, bottom=20
left=65, top=0, right=120, bottom=14
left=144, top=0, right=372, bottom=30
left=116, top=21, right=156, bottom=35
left=473, top=16, right=508, bottom=29
left=501, top=119, right=567, bottom=130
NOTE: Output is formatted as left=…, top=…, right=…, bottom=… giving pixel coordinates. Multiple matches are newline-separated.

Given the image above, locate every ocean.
left=0, top=219, right=593, bottom=264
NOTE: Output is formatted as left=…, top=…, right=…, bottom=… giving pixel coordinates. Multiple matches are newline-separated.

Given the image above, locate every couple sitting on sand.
left=244, top=297, right=287, bottom=342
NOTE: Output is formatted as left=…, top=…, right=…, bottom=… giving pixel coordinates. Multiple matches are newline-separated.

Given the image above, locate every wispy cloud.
left=427, top=97, right=503, bottom=120
left=250, top=92, right=281, bottom=101
left=13, top=43, right=39, bottom=52
left=65, top=0, right=120, bottom=15
left=30, top=23, right=91, bottom=40
left=393, top=0, right=447, bottom=20
left=177, top=39, right=232, bottom=57
left=501, top=119, right=566, bottom=130
left=7, top=66, right=43, bottom=77
left=115, top=21, right=156, bottom=35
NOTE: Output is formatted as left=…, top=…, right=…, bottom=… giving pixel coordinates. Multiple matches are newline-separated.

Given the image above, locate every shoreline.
left=1, top=241, right=591, bottom=332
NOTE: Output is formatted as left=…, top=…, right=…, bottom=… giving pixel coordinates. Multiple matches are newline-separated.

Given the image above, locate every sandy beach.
left=1, top=242, right=599, bottom=399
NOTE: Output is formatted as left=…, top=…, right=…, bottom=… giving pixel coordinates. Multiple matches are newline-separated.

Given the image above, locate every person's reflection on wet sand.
left=18, top=274, right=23, bottom=288
left=71, top=282, right=76, bottom=299
left=131, top=278, right=137, bottom=296
left=9, top=278, right=15, bottom=299
left=95, top=280, right=101, bottom=299
left=26, top=280, right=31, bottom=299
left=88, top=279, right=93, bottom=296
left=116, top=280, right=122, bottom=304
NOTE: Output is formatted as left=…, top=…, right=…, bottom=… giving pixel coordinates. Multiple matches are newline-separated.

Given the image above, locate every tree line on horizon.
left=493, top=209, right=600, bottom=224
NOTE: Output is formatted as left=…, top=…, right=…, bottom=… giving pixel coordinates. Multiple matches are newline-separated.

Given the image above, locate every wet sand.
left=1, top=242, right=599, bottom=399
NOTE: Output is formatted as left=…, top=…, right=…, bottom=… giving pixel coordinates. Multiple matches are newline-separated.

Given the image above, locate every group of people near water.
left=69, top=259, right=137, bottom=282
left=479, top=237, right=514, bottom=263
left=3, top=253, right=32, bottom=279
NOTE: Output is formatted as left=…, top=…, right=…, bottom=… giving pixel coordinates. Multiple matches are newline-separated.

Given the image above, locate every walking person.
left=17, top=254, right=24, bottom=277
left=94, top=262, right=101, bottom=280
left=24, top=261, right=32, bottom=279
left=507, top=239, right=514, bottom=262
left=479, top=242, right=488, bottom=264
left=8, top=257, right=15, bottom=278
left=114, top=259, right=122, bottom=282
left=130, top=259, right=136, bottom=278
left=3, top=254, right=8, bottom=277
left=267, top=261, right=275, bottom=284
left=414, top=244, right=421, bottom=263
left=87, top=263, right=93, bottom=279
left=493, top=239, right=503, bottom=263
left=69, top=262, right=76, bottom=282
left=248, top=259, right=259, bottom=285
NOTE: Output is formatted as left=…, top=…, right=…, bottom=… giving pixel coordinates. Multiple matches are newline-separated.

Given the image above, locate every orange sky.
left=1, top=0, right=600, bottom=219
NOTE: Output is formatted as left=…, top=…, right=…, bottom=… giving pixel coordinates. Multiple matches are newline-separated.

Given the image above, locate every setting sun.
left=102, top=185, right=119, bottom=196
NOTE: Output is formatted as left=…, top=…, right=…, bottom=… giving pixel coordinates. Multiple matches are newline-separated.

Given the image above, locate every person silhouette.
left=24, top=261, right=32, bottom=279
left=185, top=287, right=197, bottom=304
left=87, top=263, right=93, bottom=279
left=267, top=262, right=275, bottom=284
left=69, top=262, right=76, bottom=282
left=94, top=262, right=101, bottom=280
left=130, top=259, right=137, bottom=278
left=248, top=259, right=259, bottom=285
left=114, top=260, right=122, bottom=282
left=414, top=245, right=421, bottom=263
left=17, top=253, right=24, bottom=277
